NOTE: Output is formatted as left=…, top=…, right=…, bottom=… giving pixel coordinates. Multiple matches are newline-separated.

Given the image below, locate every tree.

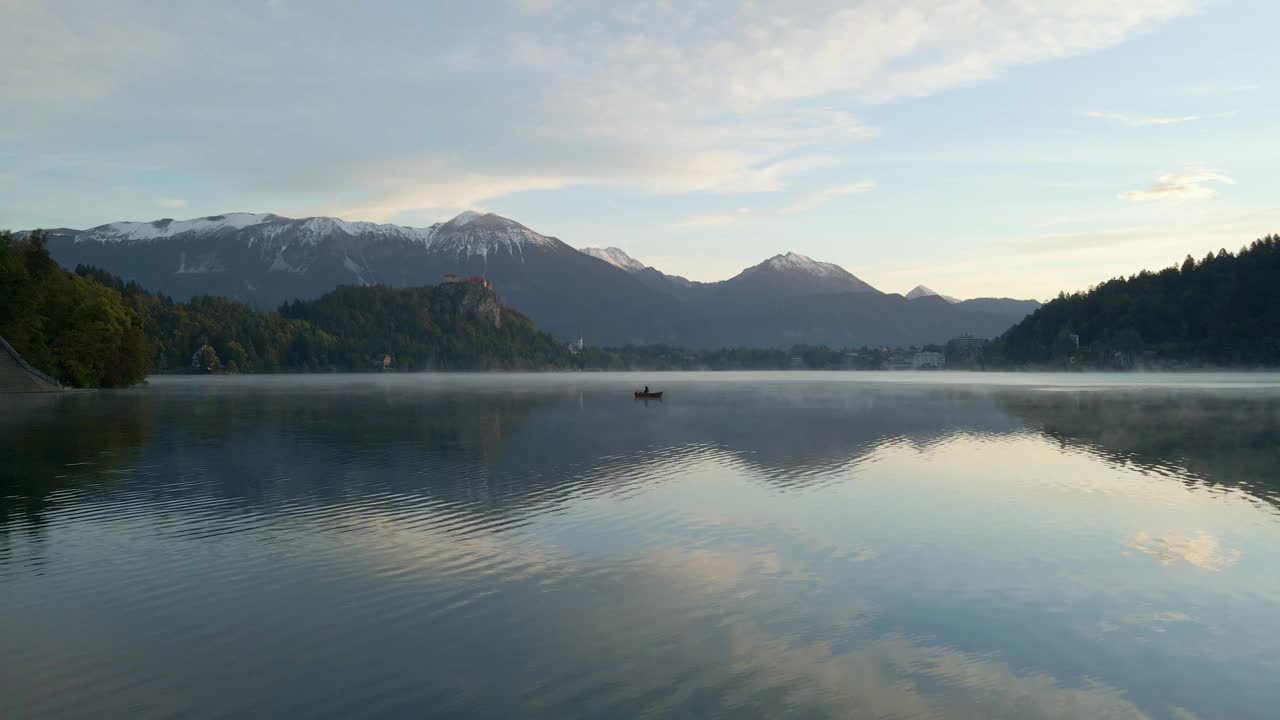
left=198, top=345, right=221, bottom=372
left=222, top=341, right=249, bottom=372
left=0, top=232, right=151, bottom=387
left=992, top=236, right=1280, bottom=368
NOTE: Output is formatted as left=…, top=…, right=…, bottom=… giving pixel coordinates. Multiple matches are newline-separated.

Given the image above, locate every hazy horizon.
left=3, top=0, right=1276, bottom=299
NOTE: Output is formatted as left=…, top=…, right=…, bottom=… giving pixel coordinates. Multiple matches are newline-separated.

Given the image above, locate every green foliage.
left=575, top=344, right=897, bottom=370
left=0, top=231, right=151, bottom=387
left=198, top=345, right=221, bottom=372
left=576, top=345, right=789, bottom=370
left=278, top=283, right=568, bottom=371
left=76, top=268, right=569, bottom=373
left=990, top=235, right=1280, bottom=367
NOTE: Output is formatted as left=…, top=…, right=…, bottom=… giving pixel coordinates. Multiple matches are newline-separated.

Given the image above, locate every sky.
left=2, top=0, right=1276, bottom=300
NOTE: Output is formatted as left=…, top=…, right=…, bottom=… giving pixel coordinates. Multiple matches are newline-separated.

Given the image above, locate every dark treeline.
left=576, top=344, right=952, bottom=371
left=82, top=268, right=569, bottom=374
left=11, top=226, right=1280, bottom=386
left=277, top=285, right=568, bottom=371
left=989, top=235, right=1280, bottom=368
left=2, top=231, right=570, bottom=387
left=2, top=229, right=950, bottom=385
left=1, top=230, right=150, bottom=387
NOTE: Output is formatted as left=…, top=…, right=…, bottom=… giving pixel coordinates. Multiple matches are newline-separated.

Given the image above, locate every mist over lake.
left=3, top=373, right=1279, bottom=720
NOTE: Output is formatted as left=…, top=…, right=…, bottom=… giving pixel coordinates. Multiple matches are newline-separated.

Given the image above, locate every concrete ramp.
left=0, top=335, right=62, bottom=393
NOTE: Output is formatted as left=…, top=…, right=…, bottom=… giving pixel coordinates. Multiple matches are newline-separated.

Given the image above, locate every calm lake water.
left=3, top=372, right=1280, bottom=719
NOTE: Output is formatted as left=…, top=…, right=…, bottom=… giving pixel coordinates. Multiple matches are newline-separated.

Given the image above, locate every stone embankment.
left=0, top=336, right=61, bottom=393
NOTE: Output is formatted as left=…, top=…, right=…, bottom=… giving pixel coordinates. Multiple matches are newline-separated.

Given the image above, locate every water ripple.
left=3, top=375, right=1280, bottom=719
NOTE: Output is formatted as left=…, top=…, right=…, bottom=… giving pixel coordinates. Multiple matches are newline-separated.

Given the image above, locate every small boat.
left=634, top=391, right=663, bottom=399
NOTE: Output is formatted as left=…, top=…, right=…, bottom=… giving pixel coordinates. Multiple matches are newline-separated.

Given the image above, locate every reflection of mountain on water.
left=1000, top=390, right=1280, bottom=510
left=4, top=381, right=1031, bottom=532
left=11, top=378, right=1279, bottom=534
left=499, top=385, right=1027, bottom=485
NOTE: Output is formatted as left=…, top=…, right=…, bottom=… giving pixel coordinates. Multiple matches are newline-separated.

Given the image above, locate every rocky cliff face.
left=446, top=281, right=504, bottom=329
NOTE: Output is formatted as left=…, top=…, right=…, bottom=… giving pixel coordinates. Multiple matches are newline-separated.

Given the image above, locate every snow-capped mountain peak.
left=72, top=209, right=562, bottom=258
left=763, top=252, right=844, bottom=278
left=581, top=247, right=648, bottom=273
left=906, top=285, right=961, bottom=303
left=447, top=210, right=485, bottom=227
left=429, top=211, right=559, bottom=258
left=726, top=251, right=880, bottom=295
left=88, top=213, right=277, bottom=242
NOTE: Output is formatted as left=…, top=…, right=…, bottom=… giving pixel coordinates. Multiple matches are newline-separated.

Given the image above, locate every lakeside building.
left=912, top=351, right=946, bottom=370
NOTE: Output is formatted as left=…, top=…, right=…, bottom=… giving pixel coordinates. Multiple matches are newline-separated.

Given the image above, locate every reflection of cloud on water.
left=643, top=547, right=789, bottom=594
left=1125, top=610, right=1194, bottom=631
left=720, top=623, right=1156, bottom=720
left=337, top=506, right=1162, bottom=719
left=1129, top=531, right=1240, bottom=570
left=591, top=544, right=1161, bottom=720
left=624, top=543, right=1157, bottom=720
left=1097, top=610, right=1195, bottom=638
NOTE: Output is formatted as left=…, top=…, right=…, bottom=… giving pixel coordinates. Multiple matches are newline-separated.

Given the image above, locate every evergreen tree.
left=990, top=235, right=1280, bottom=367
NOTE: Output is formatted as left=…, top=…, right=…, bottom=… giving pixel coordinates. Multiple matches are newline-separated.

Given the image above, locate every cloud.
left=1119, top=169, right=1234, bottom=202
left=265, top=0, right=300, bottom=18
left=325, top=172, right=583, bottom=223
left=1, top=0, right=1202, bottom=227
left=512, top=0, right=561, bottom=14
left=1086, top=111, right=1204, bottom=127
left=677, top=212, right=748, bottom=228
left=676, top=181, right=875, bottom=227
left=1169, top=82, right=1260, bottom=96
left=153, top=197, right=187, bottom=210
left=1085, top=110, right=1236, bottom=127
left=1129, top=531, right=1241, bottom=570
left=781, top=181, right=876, bottom=214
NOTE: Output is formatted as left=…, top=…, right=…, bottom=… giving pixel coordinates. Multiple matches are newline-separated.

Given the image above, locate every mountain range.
left=31, top=211, right=1040, bottom=347
left=906, top=285, right=961, bottom=304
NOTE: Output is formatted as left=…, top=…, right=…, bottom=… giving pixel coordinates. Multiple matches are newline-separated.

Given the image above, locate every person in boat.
left=643, top=386, right=650, bottom=394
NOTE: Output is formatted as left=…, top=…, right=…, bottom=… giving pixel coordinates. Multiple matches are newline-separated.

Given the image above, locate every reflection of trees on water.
left=4, top=384, right=1029, bottom=535
left=502, top=385, right=1026, bottom=485
left=0, top=393, right=149, bottom=538
left=9, top=380, right=1278, bottom=539
left=999, top=390, right=1280, bottom=511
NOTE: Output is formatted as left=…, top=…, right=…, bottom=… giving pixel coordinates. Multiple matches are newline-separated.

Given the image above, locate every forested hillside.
left=0, top=231, right=150, bottom=387
left=990, top=235, right=1280, bottom=367
left=3, top=230, right=572, bottom=386
left=81, top=269, right=570, bottom=373
left=278, top=284, right=568, bottom=371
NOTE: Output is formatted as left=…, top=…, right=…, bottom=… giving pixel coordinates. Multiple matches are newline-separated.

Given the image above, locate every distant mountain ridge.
left=31, top=210, right=1040, bottom=348
left=581, top=247, right=647, bottom=273
left=906, top=285, right=960, bottom=304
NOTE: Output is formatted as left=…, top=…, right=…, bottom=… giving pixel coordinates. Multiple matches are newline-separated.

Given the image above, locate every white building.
left=911, top=351, right=945, bottom=370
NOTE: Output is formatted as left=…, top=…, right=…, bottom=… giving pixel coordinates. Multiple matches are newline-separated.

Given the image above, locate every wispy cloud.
left=1, top=0, right=1201, bottom=227
left=675, top=208, right=756, bottom=228
left=326, top=172, right=583, bottom=223
left=780, top=181, right=876, bottom=214
left=1169, top=82, right=1261, bottom=96
left=1118, top=168, right=1235, bottom=202
left=677, top=181, right=875, bottom=227
left=512, top=0, right=562, bottom=14
left=152, top=197, right=187, bottom=210
left=677, top=213, right=746, bottom=228
left=1085, top=110, right=1205, bottom=127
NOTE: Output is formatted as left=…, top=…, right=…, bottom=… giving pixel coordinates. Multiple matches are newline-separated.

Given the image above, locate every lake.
left=3, top=372, right=1280, bottom=719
